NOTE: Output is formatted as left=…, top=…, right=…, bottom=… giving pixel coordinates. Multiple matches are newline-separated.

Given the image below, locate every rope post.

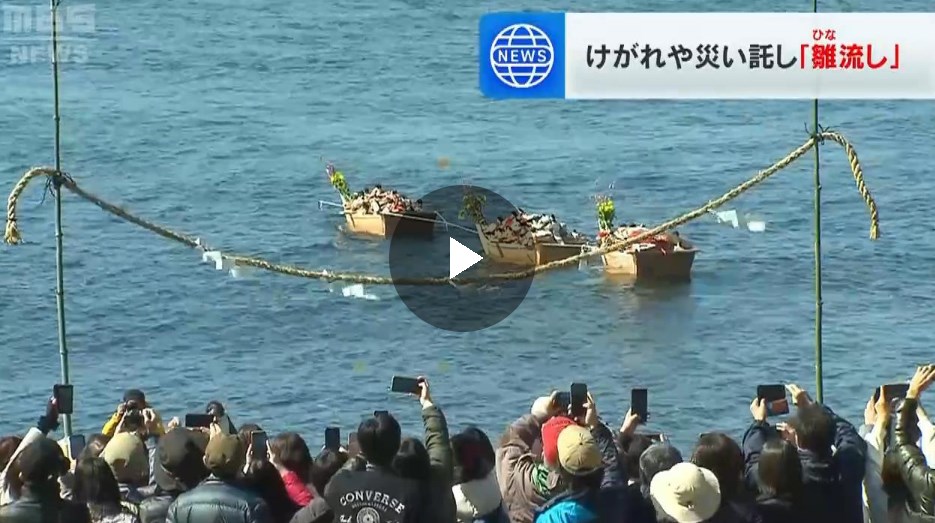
left=50, top=0, right=72, bottom=437
left=812, top=0, right=824, bottom=405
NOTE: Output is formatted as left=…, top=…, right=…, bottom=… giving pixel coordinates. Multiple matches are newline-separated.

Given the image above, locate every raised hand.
left=874, top=386, right=892, bottom=422
left=620, top=408, right=640, bottom=436
left=750, top=398, right=768, bottom=422
left=785, top=384, right=812, bottom=407
left=907, top=365, right=935, bottom=399
left=582, top=392, right=599, bottom=428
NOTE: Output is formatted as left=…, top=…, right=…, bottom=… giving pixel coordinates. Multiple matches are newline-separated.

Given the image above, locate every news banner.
left=478, top=13, right=935, bottom=99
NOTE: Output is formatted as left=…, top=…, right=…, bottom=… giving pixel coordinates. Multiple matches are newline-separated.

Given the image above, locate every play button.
left=388, top=185, right=535, bottom=332
left=449, top=237, right=483, bottom=279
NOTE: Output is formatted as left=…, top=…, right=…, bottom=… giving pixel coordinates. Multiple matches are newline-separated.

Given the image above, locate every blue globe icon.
left=489, top=23, right=554, bottom=89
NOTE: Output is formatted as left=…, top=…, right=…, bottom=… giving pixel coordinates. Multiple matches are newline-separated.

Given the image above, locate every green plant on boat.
left=459, top=189, right=487, bottom=225
left=326, top=163, right=352, bottom=200
left=595, top=194, right=615, bottom=232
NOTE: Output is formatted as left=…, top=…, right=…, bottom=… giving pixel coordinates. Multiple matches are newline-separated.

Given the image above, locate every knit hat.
left=155, top=428, right=209, bottom=491
left=650, top=462, right=721, bottom=523
left=541, top=416, right=577, bottom=467
left=204, top=434, right=243, bottom=477
left=16, top=438, right=68, bottom=484
left=556, top=425, right=602, bottom=476
left=102, top=433, right=149, bottom=485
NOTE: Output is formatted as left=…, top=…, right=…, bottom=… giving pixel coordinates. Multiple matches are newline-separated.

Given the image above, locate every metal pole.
left=50, top=0, right=72, bottom=436
left=812, top=0, right=824, bottom=404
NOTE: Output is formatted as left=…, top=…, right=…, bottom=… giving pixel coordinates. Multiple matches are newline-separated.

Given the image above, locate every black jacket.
left=324, top=466, right=426, bottom=523
left=895, top=397, right=935, bottom=516
left=289, top=497, right=332, bottom=523
left=166, top=476, right=272, bottom=523
left=742, top=404, right=866, bottom=523
left=0, top=488, right=91, bottom=523
left=755, top=496, right=814, bottom=523
left=706, top=500, right=762, bottom=523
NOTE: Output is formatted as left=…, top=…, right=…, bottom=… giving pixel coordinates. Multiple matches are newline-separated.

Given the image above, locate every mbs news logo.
left=479, top=13, right=566, bottom=98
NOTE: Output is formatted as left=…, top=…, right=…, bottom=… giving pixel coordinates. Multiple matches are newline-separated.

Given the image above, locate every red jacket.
left=280, top=469, right=314, bottom=506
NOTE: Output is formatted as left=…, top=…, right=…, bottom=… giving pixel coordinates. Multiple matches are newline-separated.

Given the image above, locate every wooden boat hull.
left=602, top=248, right=697, bottom=280
left=476, top=226, right=585, bottom=267
left=343, top=210, right=436, bottom=239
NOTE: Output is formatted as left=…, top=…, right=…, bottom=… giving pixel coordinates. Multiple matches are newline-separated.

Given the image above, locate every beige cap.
left=556, top=425, right=602, bottom=476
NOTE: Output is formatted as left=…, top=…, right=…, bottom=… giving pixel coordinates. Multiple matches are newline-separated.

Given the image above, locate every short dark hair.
left=451, top=427, right=495, bottom=484
left=757, top=439, right=802, bottom=498
left=691, top=432, right=743, bottom=501
left=620, top=434, right=653, bottom=482
left=788, top=404, right=834, bottom=455
left=311, top=449, right=349, bottom=494
left=639, top=443, right=682, bottom=498
left=270, top=432, right=312, bottom=483
left=392, top=437, right=430, bottom=482
left=358, top=412, right=401, bottom=467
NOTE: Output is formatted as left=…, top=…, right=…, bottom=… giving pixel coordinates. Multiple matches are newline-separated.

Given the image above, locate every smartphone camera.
left=757, top=384, right=789, bottom=417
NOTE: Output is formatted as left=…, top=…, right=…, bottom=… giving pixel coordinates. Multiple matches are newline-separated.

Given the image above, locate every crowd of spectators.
left=1, top=365, right=934, bottom=523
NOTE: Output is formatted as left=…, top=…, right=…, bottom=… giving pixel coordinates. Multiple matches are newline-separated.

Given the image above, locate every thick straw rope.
left=5, top=131, right=879, bottom=285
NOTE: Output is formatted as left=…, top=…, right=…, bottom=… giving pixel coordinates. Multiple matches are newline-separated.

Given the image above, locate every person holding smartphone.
left=0, top=394, right=62, bottom=506
left=893, top=364, right=935, bottom=519
left=743, top=383, right=867, bottom=523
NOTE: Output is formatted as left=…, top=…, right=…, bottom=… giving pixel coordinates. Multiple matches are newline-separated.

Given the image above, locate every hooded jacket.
left=495, top=414, right=561, bottom=523
left=895, top=398, right=935, bottom=517
left=742, top=404, right=867, bottom=523
left=532, top=423, right=627, bottom=523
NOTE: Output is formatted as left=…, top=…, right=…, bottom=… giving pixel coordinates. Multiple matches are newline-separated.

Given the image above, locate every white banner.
left=565, top=13, right=935, bottom=99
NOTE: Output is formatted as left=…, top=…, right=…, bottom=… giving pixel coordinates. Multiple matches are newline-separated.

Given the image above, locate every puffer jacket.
left=895, top=398, right=935, bottom=516
left=495, top=414, right=561, bottom=523
left=0, top=487, right=91, bottom=523
left=166, top=476, right=271, bottom=523
left=422, top=403, right=456, bottom=522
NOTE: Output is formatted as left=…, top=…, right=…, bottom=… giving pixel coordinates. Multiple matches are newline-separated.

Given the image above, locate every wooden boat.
left=599, top=227, right=697, bottom=280
left=476, top=225, right=587, bottom=267
left=341, top=197, right=436, bottom=239
left=601, top=247, right=697, bottom=280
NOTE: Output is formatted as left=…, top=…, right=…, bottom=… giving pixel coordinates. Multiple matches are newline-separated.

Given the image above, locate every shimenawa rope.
left=5, top=130, right=879, bottom=285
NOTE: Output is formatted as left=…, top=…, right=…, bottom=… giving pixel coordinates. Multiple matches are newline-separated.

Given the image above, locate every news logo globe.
left=489, top=23, right=554, bottom=89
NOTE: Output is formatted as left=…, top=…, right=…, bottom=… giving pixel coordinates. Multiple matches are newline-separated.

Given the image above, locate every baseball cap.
left=556, top=425, right=602, bottom=476
left=204, top=434, right=243, bottom=477
left=650, top=462, right=721, bottom=523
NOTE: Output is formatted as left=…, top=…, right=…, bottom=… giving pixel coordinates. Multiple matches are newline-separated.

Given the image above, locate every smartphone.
left=68, top=434, right=86, bottom=459
left=251, top=431, right=268, bottom=460
left=570, top=383, right=588, bottom=417
left=874, top=383, right=911, bottom=402
left=757, top=384, right=789, bottom=416
left=555, top=392, right=571, bottom=414
left=390, top=376, right=422, bottom=394
left=53, top=384, right=74, bottom=415
left=374, top=410, right=389, bottom=418
left=325, top=427, right=341, bottom=451
left=631, top=388, right=649, bottom=423
left=184, top=413, right=214, bottom=428
left=347, top=432, right=360, bottom=457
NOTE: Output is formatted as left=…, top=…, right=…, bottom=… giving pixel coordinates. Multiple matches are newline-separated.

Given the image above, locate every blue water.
left=1, top=0, right=933, bottom=452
